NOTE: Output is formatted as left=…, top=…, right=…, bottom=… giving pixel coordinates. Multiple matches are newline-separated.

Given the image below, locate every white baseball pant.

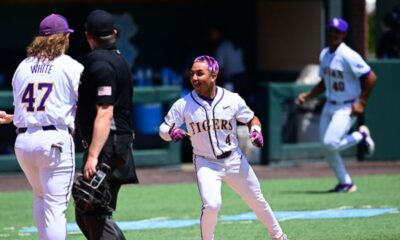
left=194, top=150, right=283, bottom=240
left=320, top=103, right=364, bottom=184
left=15, top=127, right=75, bottom=240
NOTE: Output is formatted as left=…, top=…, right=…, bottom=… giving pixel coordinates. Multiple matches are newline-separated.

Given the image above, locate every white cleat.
left=273, top=233, right=288, bottom=240
left=359, top=125, right=375, bottom=157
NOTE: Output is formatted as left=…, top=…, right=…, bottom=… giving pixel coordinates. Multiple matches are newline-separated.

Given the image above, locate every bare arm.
left=247, top=116, right=264, bottom=147
left=297, top=79, right=326, bottom=104
left=352, top=71, right=377, bottom=116
left=247, top=116, right=262, bottom=131
left=359, top=71, right=377, bottom=105
left=83, top=104, right=113, bottom=180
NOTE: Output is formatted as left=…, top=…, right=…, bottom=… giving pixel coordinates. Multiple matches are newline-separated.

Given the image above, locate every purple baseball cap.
left=328, top=17, right=348, bottom=32
left=39, top=14, right=74, bottom=36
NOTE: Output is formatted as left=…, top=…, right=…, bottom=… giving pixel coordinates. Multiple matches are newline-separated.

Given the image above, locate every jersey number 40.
left=22, top=82, right=53, bottom=112
left=333, top=81, right=345, bottom=92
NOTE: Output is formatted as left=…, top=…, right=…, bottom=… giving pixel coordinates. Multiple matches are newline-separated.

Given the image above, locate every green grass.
left=1, top=174, right=399, bottom=239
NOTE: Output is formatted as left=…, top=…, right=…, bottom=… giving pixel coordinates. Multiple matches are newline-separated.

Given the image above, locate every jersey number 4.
left=22, top=82, right=53, bottom=112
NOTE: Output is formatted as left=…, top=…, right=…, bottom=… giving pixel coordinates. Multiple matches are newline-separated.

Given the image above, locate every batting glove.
left=249, top=125, right=264, bottom=148
left=169, top=127, right=187, bottom=142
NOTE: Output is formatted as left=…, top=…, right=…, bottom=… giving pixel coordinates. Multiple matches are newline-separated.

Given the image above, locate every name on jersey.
left=322, top=67, right=343, bottom=79
left=30, top=63, right=53, bottom=74
left=188, top=119, right=233, bottom=135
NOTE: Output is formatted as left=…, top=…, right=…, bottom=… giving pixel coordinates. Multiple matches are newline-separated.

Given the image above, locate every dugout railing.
left=259, top=59, right=400, bottom=164
left=0, top=86, right=182, bottom=173
left=258, top=82, right=357, bottom=164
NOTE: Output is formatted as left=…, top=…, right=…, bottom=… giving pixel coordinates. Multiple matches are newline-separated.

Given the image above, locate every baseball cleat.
left=359, top=125, right=375, bottom=157
left=272, top=233, right=288, bottom=240
left=329, top=183, right=357, bottom=193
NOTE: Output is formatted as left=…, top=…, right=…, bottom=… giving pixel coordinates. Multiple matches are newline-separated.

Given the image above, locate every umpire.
left=74, top=9, right=138, bottom=240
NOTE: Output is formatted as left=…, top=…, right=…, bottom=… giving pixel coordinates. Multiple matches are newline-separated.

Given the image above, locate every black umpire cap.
left=85, top=9, right=114, bottom=37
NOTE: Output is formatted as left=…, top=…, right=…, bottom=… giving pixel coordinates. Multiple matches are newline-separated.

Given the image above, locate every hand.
left=0, top=111, right=13, bottom=124
left=297, top=92, right=309, bottom=105
left=169, top=127, right=188, bottom=142
left=250, top=130, right=264, bottom=148
left=83, top=156, right=98, bottom=180
left=351, top=101, right=365, bottom=116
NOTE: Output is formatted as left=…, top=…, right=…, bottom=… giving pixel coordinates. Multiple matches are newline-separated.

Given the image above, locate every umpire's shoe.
left=359, top=125, right=375, bottom=157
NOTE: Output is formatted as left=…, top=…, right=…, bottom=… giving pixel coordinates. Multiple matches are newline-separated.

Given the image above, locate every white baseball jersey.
left=163, top=86, right=254, bottom=159
left=12, top=55, right=83, bottom=130
left=13, top=54, right=83, bottom=240
left=319, top=42, right=371, bottom=102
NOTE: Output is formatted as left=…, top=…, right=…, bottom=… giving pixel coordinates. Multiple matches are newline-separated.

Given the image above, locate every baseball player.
left=12, top=14, right=83, bottom=239
left=297, top=17, right=377, bottom=193
left=159, top=55, right=288, bottom=240
left=0, top=111, right=13, bottom=124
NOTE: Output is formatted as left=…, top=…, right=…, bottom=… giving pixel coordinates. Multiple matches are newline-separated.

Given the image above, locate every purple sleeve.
left=359, top=70, right=371, bottom=81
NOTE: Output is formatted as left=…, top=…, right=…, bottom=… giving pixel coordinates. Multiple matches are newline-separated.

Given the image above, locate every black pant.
left=75, top=183, right=125, bottom=240
left=75, top=132, right=138, bottom=239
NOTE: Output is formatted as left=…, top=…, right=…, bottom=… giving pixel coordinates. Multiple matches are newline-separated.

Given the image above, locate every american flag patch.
left=98, top=86, right=112, bottom=96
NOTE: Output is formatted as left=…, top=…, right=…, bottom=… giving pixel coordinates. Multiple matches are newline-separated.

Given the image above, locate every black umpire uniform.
left=75, top=9, right=138, bottom=240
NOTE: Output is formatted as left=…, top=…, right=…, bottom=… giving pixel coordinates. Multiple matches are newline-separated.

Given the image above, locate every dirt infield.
left=1, top=159, right=399, bottom=192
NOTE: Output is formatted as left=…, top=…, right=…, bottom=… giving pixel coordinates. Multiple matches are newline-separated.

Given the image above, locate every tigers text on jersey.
left=319, top=42, right=371, bottom=102
left=12, top=55, right=83, bottom=130
left=163, top=87, right=254, bottom=159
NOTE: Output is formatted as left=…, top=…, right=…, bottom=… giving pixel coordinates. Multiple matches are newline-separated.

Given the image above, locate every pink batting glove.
left=169, top=127, right=187, bottom=142
left=250, top=131, right=264, bottom=148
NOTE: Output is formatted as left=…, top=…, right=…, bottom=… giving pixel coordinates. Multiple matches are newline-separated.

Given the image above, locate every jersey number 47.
left=21, top=82, right=54, bottom=112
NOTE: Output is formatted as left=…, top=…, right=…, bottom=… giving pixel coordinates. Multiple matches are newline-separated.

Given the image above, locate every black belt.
left=17, top=125, right=71, bottom=134
left=196, top=150, right=232, bottom=160
left=216, top=151, right=232, bottom=159
left=328, top=99, right=356, bottom=105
